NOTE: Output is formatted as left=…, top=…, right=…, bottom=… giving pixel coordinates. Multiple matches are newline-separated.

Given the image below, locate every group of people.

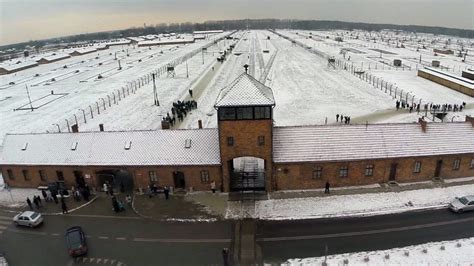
left=71, top=184, right=92, bottom=202
left=25, top=186, right=85, bottom=214
left=396, top=100, right=466, bottom=113
left=336, top=114, right=351, bottom=124
left=162, top=100, right=198, bottom=127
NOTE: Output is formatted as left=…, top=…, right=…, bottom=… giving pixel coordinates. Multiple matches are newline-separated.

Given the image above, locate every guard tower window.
left=218, top=108, right=236, bottom=120
left=227, top=137, right=234, bottom=146
left=254, top=106, right=271, bottom=119
left=236, top=107, right=253, bottom=120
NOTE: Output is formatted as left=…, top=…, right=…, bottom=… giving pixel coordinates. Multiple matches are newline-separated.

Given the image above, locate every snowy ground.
left=285, top=237, right=474, bottom=266
left=225, top=183, right=474, bottom=220
left=0, top=186, right=39, bottom=208
left=0, top=32, right=230, bottom=142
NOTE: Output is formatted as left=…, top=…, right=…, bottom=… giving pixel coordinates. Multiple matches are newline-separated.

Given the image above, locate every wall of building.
left=418, top=70, right=474, bottom=97
left=218, top=119, right=273, bottom=192
left=274, top=154, right=474, bottom=190
left=0, top=164, right=222, bottom=192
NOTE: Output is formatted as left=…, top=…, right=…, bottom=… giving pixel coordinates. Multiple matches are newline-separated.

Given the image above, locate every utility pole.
left=25, top=84, right=33, bottom=111
left=186, top=60, right=189, bottom=78
left=152, top=73, right=159, bottom=106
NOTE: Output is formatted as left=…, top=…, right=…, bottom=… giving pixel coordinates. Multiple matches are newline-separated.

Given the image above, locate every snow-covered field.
left=285, top=237, right=474, bottom=266
left=226, top=183, right=474, bottom=220
left=1, top=29, right=473, bottom=141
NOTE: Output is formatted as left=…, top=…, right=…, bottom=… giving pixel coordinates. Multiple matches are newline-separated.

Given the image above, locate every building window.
left=365, top=164, right=374, bottom=176
left=56, top=171, right=64, bottom=181
left=200, top=170, right=210, bottom=183
left=39, top=170, right=47, bottom=182
left=312, top=166, right=323, bottom=179
left=339, top=166, right=349, bottom=178
left=22, top=170, right=30, bottom=181
left=149, top=171, right=158, bottom=182
left=453, top=159, right=461, bottom=170
left=7, top=169, right=14, bottom=180
left=470, top=159, right=474, bottom=169
left=258, top=136, right=265, bottom=146
left=227, top=137, right=234, bottom=146
left=413, top=161, right=422, bottom=173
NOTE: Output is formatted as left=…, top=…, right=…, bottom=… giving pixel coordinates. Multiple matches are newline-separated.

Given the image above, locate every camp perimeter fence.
left=47, top=30, right=237, bottom=133
left=268, top=30, right=465, bottom=120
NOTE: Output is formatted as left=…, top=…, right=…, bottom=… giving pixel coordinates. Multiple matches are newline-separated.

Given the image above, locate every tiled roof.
left=273, top=122, right=474, bottom=163
left=0, top=129, right=220, bottom=166
left=214, top=73, right=275, bottom=107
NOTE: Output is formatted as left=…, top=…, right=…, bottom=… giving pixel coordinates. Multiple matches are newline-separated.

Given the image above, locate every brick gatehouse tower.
left=214, top=73, right=275, bottom=192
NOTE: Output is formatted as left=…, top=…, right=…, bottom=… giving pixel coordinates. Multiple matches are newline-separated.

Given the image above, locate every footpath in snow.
left=285, top=237, right=474, bottom=266
left=226, top=183, right=474, bottom=220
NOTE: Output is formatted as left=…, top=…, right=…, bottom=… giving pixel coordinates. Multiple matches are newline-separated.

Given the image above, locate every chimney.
left=71, top=124, right=79, bottom=133
left=418, top=117, right=427, bottom=132
left=466, top=115, right=474, bottom=127
left=198, top=120, right=203, bottom=129
left=99, top=124, right=104, bottom=132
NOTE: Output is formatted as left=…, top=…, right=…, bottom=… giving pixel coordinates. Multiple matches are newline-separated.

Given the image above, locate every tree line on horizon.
left=2, top=19, right=473, bottom=51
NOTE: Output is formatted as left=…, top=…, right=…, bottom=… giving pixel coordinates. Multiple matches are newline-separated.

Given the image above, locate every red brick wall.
left=274, top=154, right=474, bottom=190
left=218, top=119, right=273, bottom=192
left=1, top=165, right=221, bottom=192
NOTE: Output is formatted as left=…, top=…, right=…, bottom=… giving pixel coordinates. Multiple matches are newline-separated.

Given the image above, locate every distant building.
left=418, top=67, right=474, bottom=97
left=137, top=38, right=195, bottom=47
left=1, top=74, right=473, bottom=192
left=69, top=47, right=97, bottom=56
left=0, top=61, right=38, bottom=75
left=36, top=54, right=71, bottom=64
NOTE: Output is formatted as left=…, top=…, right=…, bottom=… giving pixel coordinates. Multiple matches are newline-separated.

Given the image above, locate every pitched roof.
left=0, top=129, right=220, bottom=166
left=273, top=122, right=474, bottom=163
left=214, top=73, right=275, bottom=107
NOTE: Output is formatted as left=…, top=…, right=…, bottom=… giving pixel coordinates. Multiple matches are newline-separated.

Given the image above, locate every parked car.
left=449, top=195, right=474, bottom=213
left=65, top=226, right=88, bottom=257
left=12, top=211, right=43, bottom=228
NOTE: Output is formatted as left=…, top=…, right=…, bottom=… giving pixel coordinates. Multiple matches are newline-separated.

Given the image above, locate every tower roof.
left=214, top=73, right=275, bottom=108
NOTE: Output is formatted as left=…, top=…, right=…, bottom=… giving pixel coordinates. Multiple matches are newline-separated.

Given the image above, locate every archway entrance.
left=229, top=157, right=265, bottom=191
left=96, top=169, right=134, bottom=192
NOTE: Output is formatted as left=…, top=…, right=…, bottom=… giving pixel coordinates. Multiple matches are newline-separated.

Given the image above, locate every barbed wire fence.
left=47, top=31, right=237, bottom=133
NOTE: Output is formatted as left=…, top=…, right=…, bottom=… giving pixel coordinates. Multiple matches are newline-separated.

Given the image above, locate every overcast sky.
left=0, top=0, right=473, bottom=45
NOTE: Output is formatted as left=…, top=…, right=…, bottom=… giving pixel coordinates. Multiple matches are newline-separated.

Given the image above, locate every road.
left=257, top=208, right=474, bottom=264
left=0, top=211, right=232, bottom=266
left=1, top=208, right=473, bottom=265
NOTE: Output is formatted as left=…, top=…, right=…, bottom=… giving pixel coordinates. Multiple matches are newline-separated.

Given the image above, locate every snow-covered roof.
left=214, top=73, right=275, bottom=107
left=69, top=47, right=97, bottom=55
left=137, top=38, right=195, bottom=46
left=193, top=30, right=223, bottom=34
left=420, top=67, right=474, bottom=88
left=0, top=129, right=220, bottom=166
left=273, top=122, right=474, bottom=163
left=36, top=53, right=70, bottom=62
left=127, top=37, right=145, bottom=42
left=0, top=61, right=38, bottom=71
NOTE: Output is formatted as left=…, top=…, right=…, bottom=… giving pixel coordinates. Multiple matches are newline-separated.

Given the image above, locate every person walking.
left=103, top=183, right=108, bottom=195
left=26, top=197, right=33, bottom=210
left=41, top=190, right=47, bottom=201
left=336, top=114, right=339, bottom=122
left=210, top=181, right=216, bottom=194
left=36, top=195, right=42, bottom=207
left=61, top=199, right=68, bottom=214
left=325, top=181, right=330, bottom=194
left=164, top=187, right=170, bottom=200
left=222, top=248, right=229, bottom=266
left=52, top=192, right=59, bottom=204
left=125, top=194, right=132, bottom=207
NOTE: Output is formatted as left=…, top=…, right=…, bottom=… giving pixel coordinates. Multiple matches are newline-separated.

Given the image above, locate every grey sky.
left=0, top=0, right=473, bottom=45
